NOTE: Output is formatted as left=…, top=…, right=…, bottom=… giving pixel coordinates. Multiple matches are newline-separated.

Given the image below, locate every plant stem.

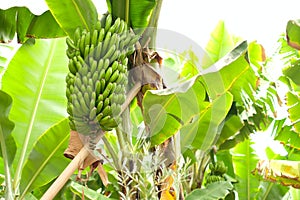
left=121, top=81, right=142, bottom=113
left=41, top=146, right=90, bottom=200
left=125, top=0, right=130, bottom=25
left=102, top=136, right=120, bottom=170
left=116, top=127, right=126, bottom=153
left=0, top=125, right=14, bottom=200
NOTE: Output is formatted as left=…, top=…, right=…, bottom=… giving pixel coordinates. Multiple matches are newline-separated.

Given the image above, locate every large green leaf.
left=45, top=0, right=98, bottom=39
left=108, top=0, right=156, bottom=29
left=0, top=7, right=65, bottom=43
left=0, top=90, right=16, bottom=199
left=201, top=41, right=256, bottom=102
left=286, top=19, right=300, bottom=50
left=0, top=90, right=16, bottom=165
left=180, top=92, right=233, bottom=151
left=19, top=118, right=70, bottom=199
left=185, top=181, right=233, bottom=200
left=143, top=75, right=233, bottom=151
left=143, top=76, right=206, bottom=146
left=232, top=139, right=259, bottom=200
left=201, top=21, right=235, bottom=69
left=1, top=38, right=68, bottom=189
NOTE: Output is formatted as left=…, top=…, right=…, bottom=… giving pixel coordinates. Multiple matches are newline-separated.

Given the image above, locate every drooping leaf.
left=0, top=90, right=16, bottom=166
left=180, top=92, right=233, bottom=151
left=45, top=0, right=98, bottom=39
left=0, top=7, right=65, bottom=43
left=274, top=125, right=300, bottom=150
left=202, top=21, right=236, bottom=69
left=232, top=139, right=259, bottom=200
left=0, top=43, right=15, bottom=81
left=0, top=90, right=15, bottom=199
left=70, top=181, right=111, bottom=200
left=143, top=76, right=205, bottom=146
left=185, top=181, right=233, bottom=200
left=19, top=118, right=70, bottom=198
left=1, top=38, right=68, bottom=186
left=286, top=20, right=300, bottom=50
left=252, top=160, right=300, bottom=189
left=200, top=41, right=256, bottom=102
left=286, top=91, right=300, bottom=133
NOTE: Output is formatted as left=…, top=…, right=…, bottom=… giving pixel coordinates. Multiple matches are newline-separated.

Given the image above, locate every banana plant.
left=0, top=0, right=300, bottom=199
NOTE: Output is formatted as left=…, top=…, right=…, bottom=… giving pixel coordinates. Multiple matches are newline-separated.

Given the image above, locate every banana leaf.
left=1, top=38, right=68, bottom=190
left=185, top=181, right=233, bottom=200
left=0, top=7, right=65, bottom=43
left=45, top=0, right=98, bottom=39
left=232, top=139, right=260, bottom=200
left=0, top=90, right=16, bottom=199
left=201, top=21, right=236, bottom=69
left=286, top=19, right=300, bottom=50
left=19, top=118, right=70, bottom=199
left=253, top=160, right=300, bottom=189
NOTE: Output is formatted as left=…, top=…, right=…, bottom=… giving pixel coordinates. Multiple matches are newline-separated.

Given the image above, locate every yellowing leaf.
left=253, top=160, right=300, bottom=188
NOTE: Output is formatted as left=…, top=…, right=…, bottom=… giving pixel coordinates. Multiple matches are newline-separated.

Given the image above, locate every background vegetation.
left=0, top=0, right=300, bottom=199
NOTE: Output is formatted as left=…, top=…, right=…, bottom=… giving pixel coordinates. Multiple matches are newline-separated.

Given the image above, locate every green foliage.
left=70, top=181, right=111, bottom=200
left=286, top=20, right=300, bottom=50
left=19, top=118, right=70, bottom=199
left=0, top=0, right=300, bottom=199
left=0, top=7, right=65, bottom=43
left=201, top=21, right=237, bottom=69
left=1, top=38, right=68, bottom=195
left=232, top=139, right=259, bottom=200
left=0, top=90, right=16, bottom=166
left=185, top=181, right=233, bottom=200
left=45, top=0, right=98, bottom=39
left=0, top=90, right=15, bottom=199
left=107, top=0, right=156, bottom=29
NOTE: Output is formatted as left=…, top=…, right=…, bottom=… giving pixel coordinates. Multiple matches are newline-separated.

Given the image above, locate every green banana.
left=102, top=44, right=116, bottom=60
left=101, top=32, right=112, bottom=56
left=66, top=37, right=77, bottom=50
left=68, top=59, right=77, bottom=75
left=91, top=29, right=98, bottom=46
left=104, top=67, right=113, bottom=82
left=97, top=28, right=105, bottom=43
left=89, top=107, right=97, bottom=120
left=66, top=14, right=138, bottom=135
left=104, top=14, right=112, bottom=32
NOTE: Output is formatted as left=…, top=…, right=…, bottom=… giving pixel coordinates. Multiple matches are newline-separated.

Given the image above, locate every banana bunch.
left=205, top=161, right=228, bottom=185
left=65, top=14, right=139, bottom=135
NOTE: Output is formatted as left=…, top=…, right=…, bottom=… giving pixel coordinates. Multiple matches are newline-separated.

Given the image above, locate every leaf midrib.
left=20, top=124, right=69, bottom=198
left=13, top=40, right=57, bottom=190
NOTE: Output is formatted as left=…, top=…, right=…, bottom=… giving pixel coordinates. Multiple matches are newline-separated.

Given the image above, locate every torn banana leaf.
left=252, top=160, right=300, bottom=188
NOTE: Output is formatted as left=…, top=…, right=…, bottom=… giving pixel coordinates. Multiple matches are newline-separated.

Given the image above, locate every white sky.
left=159, top=0, right=300, bottom=54
left=1, top=0, right=299, bottom=54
